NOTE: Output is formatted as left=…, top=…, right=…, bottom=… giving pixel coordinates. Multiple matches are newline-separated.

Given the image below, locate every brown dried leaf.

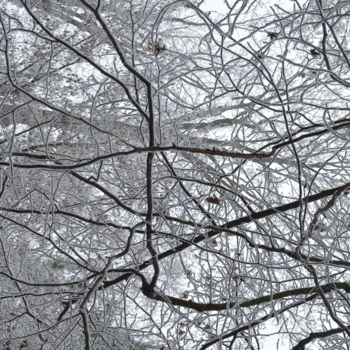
left=313, top=223, right=327, bottom=232
left=154, top=41, right=166, bottom=56
left=310, top=49, right=320, bottom=57
left=206, top=196, right=220, bottom=205
left=267, top=31, right=278, bottom=40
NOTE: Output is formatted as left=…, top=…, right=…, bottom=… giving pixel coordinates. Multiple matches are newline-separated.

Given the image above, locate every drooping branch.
left=291, top=326, right=350, bottom=350
left=142, top=281, right=350, bottom=312
left=103, top=181, right=350, bottom=288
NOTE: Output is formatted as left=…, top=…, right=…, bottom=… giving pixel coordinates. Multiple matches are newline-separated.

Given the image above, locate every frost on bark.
left=0, top=0, right=350, bottom=349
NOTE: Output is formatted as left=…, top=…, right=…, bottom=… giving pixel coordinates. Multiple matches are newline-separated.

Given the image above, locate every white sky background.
left=202, top=0, right=228, bottom=13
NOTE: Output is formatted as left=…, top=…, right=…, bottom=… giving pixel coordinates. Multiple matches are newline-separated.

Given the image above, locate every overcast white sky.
left=203, top=0, right=228, bottom=13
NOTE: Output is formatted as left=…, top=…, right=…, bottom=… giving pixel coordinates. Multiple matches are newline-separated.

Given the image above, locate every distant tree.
left=0, top=0, right=350, bottom=349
